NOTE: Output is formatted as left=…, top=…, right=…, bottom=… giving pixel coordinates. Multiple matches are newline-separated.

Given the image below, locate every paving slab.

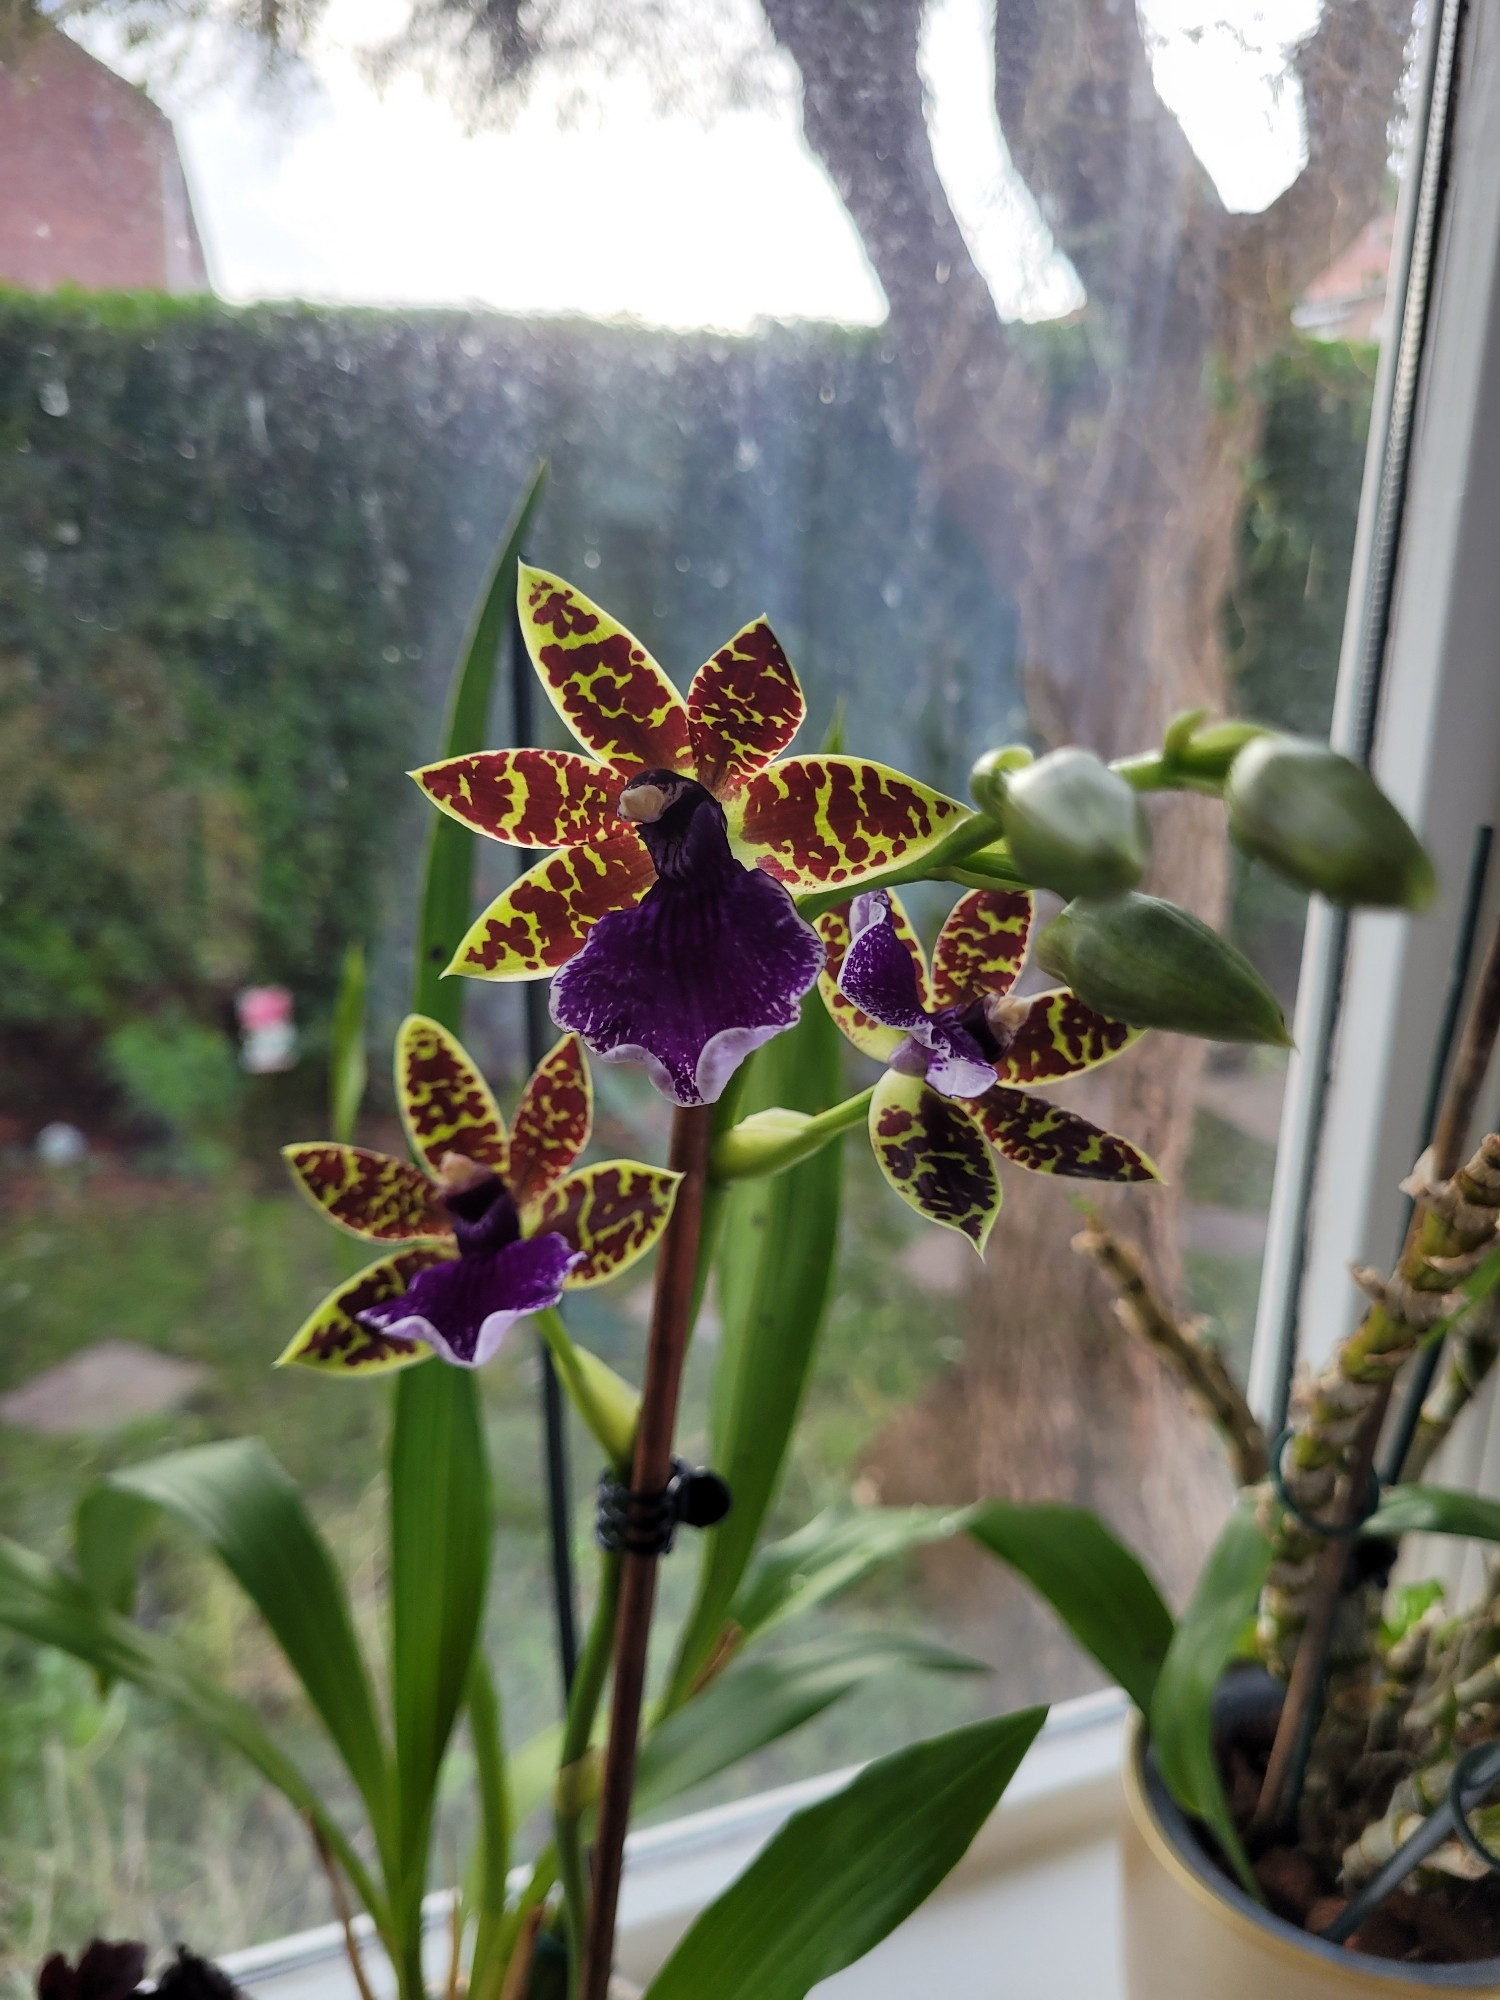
left=0, top=1339, right=209, bottom=1435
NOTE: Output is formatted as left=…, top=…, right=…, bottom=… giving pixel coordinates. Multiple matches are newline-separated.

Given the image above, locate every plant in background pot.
left=0, top=482, right=1448, bottom=2000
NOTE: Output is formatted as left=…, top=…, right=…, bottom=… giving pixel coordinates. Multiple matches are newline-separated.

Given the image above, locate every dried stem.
left=1253, top=911, right=1500, bottom=1839
left=309, top=1816, right=379, bottom=2000
left=1072, top=1218, right=1268, bottom=1484
left=579, top=1102, right=714, bottom=2000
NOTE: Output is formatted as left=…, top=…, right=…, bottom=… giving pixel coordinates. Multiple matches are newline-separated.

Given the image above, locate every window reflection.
left=0, top=0, right=1419, bottom=1961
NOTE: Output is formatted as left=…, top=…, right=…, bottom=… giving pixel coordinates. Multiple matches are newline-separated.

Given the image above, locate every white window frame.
left=215, top=0, right=1500, bottom=1988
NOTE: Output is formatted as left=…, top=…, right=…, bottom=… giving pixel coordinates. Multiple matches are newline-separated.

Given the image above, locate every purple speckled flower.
left=837, top=892, right=998, bottom=1099
left=549, top=772, right=825, bottom=1106
left=357, top=1169, right=582, bottom=1369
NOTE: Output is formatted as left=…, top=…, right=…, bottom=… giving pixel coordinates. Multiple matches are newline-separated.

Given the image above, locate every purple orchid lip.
left=550, top=777, right=824, bottom=1106
left=838, top=891, right=997, bottom=1100
left=357, top=1229, right=582, bottom=1368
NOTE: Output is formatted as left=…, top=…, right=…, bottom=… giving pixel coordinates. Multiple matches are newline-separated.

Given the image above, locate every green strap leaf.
left=667, top=993, right=846, bottom=1704
left=636, top=1631, right=986, bottom=1815
left=1368, top=1484, right=1500, bottom=1541
left=330, top=939, right=368, bottom=1143
left=0, top=1533, right=387, bottom=1932
left=643, top=1707, right=1047, bottom=2000
left=727, top=1504, right=978, bottom=1648
left=76, top=1438, right=392, bottom=1842
left=389, top=1360, right=492, bottom=1929
left=1148, top=1496, right=1271, bottom=1896
left=413, top=460, right=546, bottom=1035
left=967, top=1500, right=1173, bottom=1713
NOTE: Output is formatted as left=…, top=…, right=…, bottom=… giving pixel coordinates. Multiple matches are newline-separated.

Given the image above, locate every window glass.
left=0, top=0, right=1420, bottom=1963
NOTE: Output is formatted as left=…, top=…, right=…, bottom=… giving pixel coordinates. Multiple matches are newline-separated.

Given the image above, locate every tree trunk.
left=762, top=0, right=1409, bottom=1610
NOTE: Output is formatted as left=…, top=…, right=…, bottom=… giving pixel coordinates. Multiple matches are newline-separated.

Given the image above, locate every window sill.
left=221, top=1688, right=1129, bottom=2000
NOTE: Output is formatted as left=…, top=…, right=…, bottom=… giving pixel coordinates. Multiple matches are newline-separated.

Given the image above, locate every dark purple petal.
left=838, top=891, right=929, bottom=1031
left=358, top=1230, right=580, bottom=1367
left=844, top=893, right=995, bottom=1099
left=38, top=1947, right=147, bottom=2000
left=550, top=785, right=824, bottom=1105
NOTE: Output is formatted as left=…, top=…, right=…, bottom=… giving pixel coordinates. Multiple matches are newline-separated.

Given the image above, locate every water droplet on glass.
left=38, top=380, right=68, bottom=417
left=583, top=548, right=601, bottom=570
left=674, top=555, right=691, bottom=574
left=819, top=384, right=835, bottom=404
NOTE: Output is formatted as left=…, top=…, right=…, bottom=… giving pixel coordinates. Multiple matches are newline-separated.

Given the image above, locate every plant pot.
left=1121, top=1703, right=1500, bottom=1997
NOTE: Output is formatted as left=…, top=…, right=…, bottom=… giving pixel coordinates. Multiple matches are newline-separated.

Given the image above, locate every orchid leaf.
left=330, top=940, right=368, bottom=1143
left=666, top=991, right=845, bottom=1705
left=1149, top=1496, right=1270, bottom=1898
left=643, top=1708, right=1046, bottom=2000
left=1368, top=1485, right=1500, bottom=1542
left=636, top=1631, right=985, bottom=1815
left=0, top=1534, right=387, bottom=1933
left=728, top=1504, right=977, bottom=1648
left=388, top=1358, right=492, bottom=1939
left=76, top=1439, right=393, bottom=1843
left=967, top=1500, right=1173, bottom=1712
left=414, top=460, right=545, bottom=1035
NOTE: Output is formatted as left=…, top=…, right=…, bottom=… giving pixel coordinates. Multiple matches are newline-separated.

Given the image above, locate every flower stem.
left=556, top=1552, right=623, bottom=2000
left=709, top=1085, right=874, bottom=1182
left=579, top=1102, right=715, bottom=2000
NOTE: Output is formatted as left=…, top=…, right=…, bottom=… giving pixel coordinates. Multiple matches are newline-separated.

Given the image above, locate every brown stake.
left=579, top=1101, right=714, bottom=2000
left=1254, top=910, right=1500, bottom=1840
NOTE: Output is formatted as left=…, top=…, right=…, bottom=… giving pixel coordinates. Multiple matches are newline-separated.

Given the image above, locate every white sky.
left=69, top=0, right=1330, bottom=330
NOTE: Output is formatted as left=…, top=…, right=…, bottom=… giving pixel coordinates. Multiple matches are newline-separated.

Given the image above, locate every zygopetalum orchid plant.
left=0, top=488, right=1451, bottom=1999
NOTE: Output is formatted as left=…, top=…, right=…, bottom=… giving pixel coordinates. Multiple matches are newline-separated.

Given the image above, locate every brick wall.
left=0, top=27, right=209, bottom=292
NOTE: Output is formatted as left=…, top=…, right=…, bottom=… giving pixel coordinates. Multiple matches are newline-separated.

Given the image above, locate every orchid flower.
left=413, top=569, right=971, bottom=1104
left=818, top=888, right=1158, bottom=1250
left=280, top=1016, right=679, bottom=1372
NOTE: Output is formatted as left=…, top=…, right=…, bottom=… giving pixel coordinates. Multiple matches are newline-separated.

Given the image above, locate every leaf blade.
left=1148, top=1496, right=1270, bottom=1896
left=643, top=1708, right=1047, bottom=2000
left=967, top=1499, right=1173, bottom=1712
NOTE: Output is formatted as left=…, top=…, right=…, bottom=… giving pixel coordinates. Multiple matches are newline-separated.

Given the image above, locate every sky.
left=69, top=0, right=1329, bottom=331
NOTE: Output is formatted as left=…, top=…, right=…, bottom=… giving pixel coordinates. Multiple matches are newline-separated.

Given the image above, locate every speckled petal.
left=686, top=618, right=805, bottom=792
left=928, top=889, right=1034, bottom=1010
left=994, top=990, right=1138, bottom=1086
left=867, top=1069, right=1000, bottom=1250
left=412, top=747, right=620, bottom=848
left=276, top=1248, right=450, bottom=1375
left=972, top=1087, right=1159, bottom=1182
left=507, top=1033, right=594, bottom=1207
left=549, top=860, right=824, bottom=1106
left=282, top=1143, right=448, bottom=1243
left=359, top=1231, right=582, bottom=1368
left=518, top=567, right=692, bottom=775
left=530, top=1160, right=682, bottom=1285
left=730, top=755, right=967, bottom=892
left=395, top=1016, right=507, bottom=1175
left=450, top=832, right=657, bottom=980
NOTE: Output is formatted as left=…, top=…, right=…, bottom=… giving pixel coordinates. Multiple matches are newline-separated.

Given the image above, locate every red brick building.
left=0, top=24, right=209, bottom=292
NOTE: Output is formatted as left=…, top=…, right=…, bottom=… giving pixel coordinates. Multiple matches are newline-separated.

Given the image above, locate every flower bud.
left=1225, top=736, right=1435, bottom=909
left=1001, top=748, right=1150, bottom=900
left=1036, top=893, right=1291, bottom=1046
left=969, top=744, right=1033, bottom=817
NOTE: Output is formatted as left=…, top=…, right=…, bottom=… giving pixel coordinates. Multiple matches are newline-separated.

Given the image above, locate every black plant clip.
left=595, top=1458, right=732, bottom=1557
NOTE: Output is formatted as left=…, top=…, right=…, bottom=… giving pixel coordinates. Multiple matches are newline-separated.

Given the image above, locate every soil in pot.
left=1191, top=1669, right=1500, bottom=1968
